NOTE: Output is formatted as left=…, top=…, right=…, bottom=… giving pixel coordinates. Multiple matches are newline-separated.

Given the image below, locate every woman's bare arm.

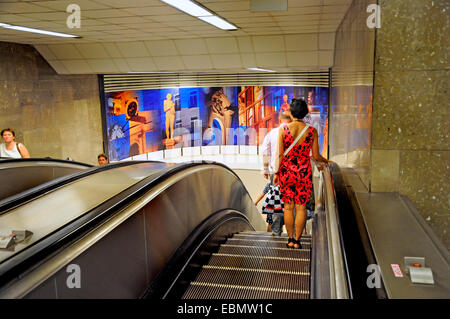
left=311, top=128, right=328, bottom=165
left=273, top=127, right=285, bottom=185
left=18, top=143, right=30, bottom=158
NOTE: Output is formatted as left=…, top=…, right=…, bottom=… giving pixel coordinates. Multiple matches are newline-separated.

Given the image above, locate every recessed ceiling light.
left=198, top=15, right=237, bottom=30
left=0, top=23, right=79, bottom=38
left=247, top=67, right=276, bottom=72
left=160, top=0, right=212, bottom=17
left=160, top=0, right=238, bottom=31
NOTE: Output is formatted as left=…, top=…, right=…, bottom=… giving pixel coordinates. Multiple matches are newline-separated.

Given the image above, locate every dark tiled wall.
left=0, top=41, right=103, bottom=165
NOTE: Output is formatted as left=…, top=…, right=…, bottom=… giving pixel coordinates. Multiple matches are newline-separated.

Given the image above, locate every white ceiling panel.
left=0, top=0, right=350, bottom=73
left=240, top=53, right=256, bottom=68
left=255, top=52, right=287, bottom=67
left=205, top=37, right=239, bottom=54
left=115, top=41, right=149, bottom=58
left=126, top=57, right=157, bottom=71
left=145, top=39, right=179, bottom=56
left=153, top=56, right=185, bottom=71
left=0, top=2, right=55, bottom=13
left=60, top=59, right=93, bottom=73
left=35, top=0, right=110, bottom=11
left=175, top=38, right=208, bottom=55
left=285, top=33, right=318, bottom=51
left=87, top=58, right=119, bottom=73
left=252, top=35, right=285, bottom=52
left=181, top=55, right=212, bottom=70
left=75, top=43, right=110, bottom=58
left=286, top=51, right=318, bottom=67
left=210, top=54, right=242, bottom=69
left=46, top=59, right=69, bottom=74
left=48, top=43, right=83, bottom=59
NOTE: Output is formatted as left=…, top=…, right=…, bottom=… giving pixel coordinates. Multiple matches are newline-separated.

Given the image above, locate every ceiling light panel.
left=198, top=15, right=237, bottom=30
left=160, top=0, right=212, bottom=17
left=160, top=0, right=238, bottom=30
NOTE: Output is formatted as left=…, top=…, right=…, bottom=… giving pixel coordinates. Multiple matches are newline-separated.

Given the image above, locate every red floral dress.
left=279, top=125, right=314, bottom=205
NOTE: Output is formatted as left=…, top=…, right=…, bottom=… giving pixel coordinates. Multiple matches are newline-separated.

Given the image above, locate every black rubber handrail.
left=0, top=161, right=245, bottom=289
left=0, top=160, right=162, bottom=214
left=0, top=157, right=93, bottom=167
left=328, top=161, right=386, bottom=299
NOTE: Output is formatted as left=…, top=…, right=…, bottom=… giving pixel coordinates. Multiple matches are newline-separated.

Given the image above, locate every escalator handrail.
left=320, top=163, right=350, bottom=299
left=0, top=157, right=93, bottom=168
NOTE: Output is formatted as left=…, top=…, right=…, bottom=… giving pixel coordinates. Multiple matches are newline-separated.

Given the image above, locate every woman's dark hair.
left=1, top=128, right=15, bottom=137
left=290, top=98, right=308, bottom=119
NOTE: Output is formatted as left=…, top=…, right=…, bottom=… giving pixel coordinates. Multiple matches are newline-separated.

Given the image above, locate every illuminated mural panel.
left=104, top=86, right=329, bottom=161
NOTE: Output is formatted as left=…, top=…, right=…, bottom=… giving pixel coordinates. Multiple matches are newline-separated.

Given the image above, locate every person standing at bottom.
left=274, top=99, right=328, bottom=249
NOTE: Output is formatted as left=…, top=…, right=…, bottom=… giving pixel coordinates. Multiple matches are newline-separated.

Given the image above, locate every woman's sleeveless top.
left=0, top=143, right=22, bottom=158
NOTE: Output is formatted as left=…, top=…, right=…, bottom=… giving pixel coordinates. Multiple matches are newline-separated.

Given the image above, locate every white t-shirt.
left=0, top=143, right=22, bottom=158
left=261, top=123, right=288, bottom=174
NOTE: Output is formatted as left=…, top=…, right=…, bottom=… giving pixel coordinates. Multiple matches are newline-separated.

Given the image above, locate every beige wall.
left=372, top=0, right=449, bottom=247
left=0, top=42, right=103, bottom=165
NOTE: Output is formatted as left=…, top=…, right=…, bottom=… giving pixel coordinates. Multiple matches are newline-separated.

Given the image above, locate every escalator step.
left=183, top=282, right=309, bottom=299
left=217, top=245, right=310, bottom=260
left=234, top=233, right=312, bottom=241
left=238, top=231, right=312, bottom=239
left=207, top=254, right=310, bottom=273
left=226, top=238, right=311, bottom=249
left=185, top=267, right=309, bottom=298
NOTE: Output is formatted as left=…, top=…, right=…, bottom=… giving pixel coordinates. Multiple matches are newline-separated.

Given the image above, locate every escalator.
left=0, top=160, right=355, bottom=299
left=182, top=231, right=311, bottom=299
left=0, top=158, right=92, bottom=201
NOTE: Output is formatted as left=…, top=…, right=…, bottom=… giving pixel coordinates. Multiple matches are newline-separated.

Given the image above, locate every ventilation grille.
left=103, top=71, right=329, bottom=92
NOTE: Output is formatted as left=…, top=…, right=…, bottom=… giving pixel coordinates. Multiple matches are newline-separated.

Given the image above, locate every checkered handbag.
left=262, top=184, right=284, bottom=214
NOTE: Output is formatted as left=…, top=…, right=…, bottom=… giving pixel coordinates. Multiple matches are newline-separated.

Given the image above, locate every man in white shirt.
left=260, top=112, right=292, bottom=236
left=261, top=112, right=292, bottom=178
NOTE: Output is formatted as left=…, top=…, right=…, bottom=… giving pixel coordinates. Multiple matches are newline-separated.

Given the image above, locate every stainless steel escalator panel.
left=0, top=159, right=91, bottom=200
left=0, top=162, right=168, bottom=263
left=0, top=162, right=265, bottom=299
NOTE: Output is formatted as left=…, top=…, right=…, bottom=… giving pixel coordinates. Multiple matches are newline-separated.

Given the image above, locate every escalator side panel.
left=3, top=164, right=263, bottom=298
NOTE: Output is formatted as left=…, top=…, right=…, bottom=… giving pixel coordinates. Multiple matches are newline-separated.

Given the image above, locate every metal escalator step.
left=183, top=282, right=309, bottom=299
left=238, top=231, right=312, bottom=239
left=234, top=233, right=312, bottom=241
left=206, top=254, right=310, bottom=272
left=226, top=238, right=311, bottom=248
left=218, top=245, right=310, bottom=259
left=186, top=267, right=309, bottom=296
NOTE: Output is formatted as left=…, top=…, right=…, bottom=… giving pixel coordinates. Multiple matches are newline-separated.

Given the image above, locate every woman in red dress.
left=274, top=99, right=328, bottom=249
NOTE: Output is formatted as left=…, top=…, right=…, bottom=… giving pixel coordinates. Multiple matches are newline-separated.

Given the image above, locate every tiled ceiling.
left=0, top=0, right=353, bottom=74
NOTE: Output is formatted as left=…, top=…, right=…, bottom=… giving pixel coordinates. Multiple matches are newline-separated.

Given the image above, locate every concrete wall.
left=372, top=0, right=449, bottom=247
left=0, top=42, right=103, bottom=165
